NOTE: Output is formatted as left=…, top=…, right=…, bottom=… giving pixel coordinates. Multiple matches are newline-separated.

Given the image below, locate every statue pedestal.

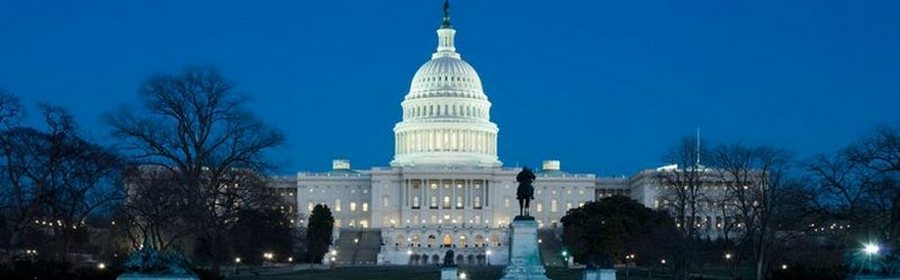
left=440, top=266, right=459, bottom=280
left=582, top=269, right=616, bottom=280
left=500, top=217, right=550, bottom=280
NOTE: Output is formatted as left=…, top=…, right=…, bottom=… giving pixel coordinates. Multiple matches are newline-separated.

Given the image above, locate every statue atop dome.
left=442, top=0, right=451, bottom=28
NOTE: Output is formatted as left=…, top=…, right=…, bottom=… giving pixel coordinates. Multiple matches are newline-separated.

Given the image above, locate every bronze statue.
left=443, top=250, right=455, bottom=267
left=516, top=167, right=536, bottom=217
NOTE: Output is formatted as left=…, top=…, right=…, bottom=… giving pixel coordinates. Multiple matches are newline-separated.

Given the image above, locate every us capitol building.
left=273, top=3, right=700, bottom=266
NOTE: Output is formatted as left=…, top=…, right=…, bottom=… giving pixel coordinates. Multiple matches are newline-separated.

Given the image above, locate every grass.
left=233, top=266, right=679, bottom=280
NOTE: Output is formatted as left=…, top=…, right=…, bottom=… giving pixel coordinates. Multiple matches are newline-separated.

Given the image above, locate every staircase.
left=537, top=229, right=566, bottom=267
left=332, top=228, right=382, bottom=265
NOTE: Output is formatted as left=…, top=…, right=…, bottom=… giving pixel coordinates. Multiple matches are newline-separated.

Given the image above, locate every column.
left=403, top=179, right=408, bottom=207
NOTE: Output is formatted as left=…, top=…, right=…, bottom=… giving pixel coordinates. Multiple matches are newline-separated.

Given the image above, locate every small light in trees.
left=781, top=264, right=788, bottom=270
left=725, top=253, right=732, bottom=260
left=459, top=272, right=468, bottom=279
left=660, top=259, right=666, bottom=264
left=287, top=257, right=293, bottom=262
left=97, top=263, right=106, bottom=270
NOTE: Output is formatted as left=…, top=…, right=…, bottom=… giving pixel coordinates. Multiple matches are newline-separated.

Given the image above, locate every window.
left=474, top=196, right=481, bottom=208
left=443, top=196, right=451, bottom=208
left=383, top=196, right=389, bottom=207
left=551, top=199, right=558, bottom=213
left=566, top=202, right=572, bottom=211
left=413, top=196, right=420, bottom=208
left=350, top=202, right=357, bottom=212
left=430, top=196, right=438, bottom=209
left=536, top=203, right=543, bottom=213
left=362, top=203, right=368, bottom=212
left=335, top=199, right=342, bottom=212
left=308, top=202, right=313, bottom=211
left=456, top=196, right=463, bottom=208
left=504, top=198, right=510, bottom=208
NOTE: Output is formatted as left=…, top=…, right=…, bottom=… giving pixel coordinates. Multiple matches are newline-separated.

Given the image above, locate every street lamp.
left=234, top=257, right=241, bottom=264
left=459, top=272, right=468, bottom=279
left=724, top=253, right=732, bottom=260
left=486, top=250, right=493, bottom=265
left=863, top=243, right=881, bottom=256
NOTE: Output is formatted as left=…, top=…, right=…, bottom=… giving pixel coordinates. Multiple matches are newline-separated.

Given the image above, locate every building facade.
left=280, top=3, right=743, bottom=266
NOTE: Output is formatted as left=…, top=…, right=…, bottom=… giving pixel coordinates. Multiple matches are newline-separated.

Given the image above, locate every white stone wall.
left=297, top=171, right=373, bottom=229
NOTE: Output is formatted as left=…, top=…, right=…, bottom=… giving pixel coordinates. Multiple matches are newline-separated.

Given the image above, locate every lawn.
left=233, top=266, right=669, bottom=280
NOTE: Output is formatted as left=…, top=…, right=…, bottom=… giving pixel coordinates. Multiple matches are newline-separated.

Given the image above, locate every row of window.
left=396, top=129, right=494, bottom=154
left=410, top=195, right=481, bottom=209
left=404, top=103, right=487, bottom=119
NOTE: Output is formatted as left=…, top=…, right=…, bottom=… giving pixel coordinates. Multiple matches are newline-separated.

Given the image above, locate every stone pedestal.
left=440, top=266, right=459, bottom=280
left=582, top=269, right=616, bottom=280
left=500, top=216, right=550, bottom=280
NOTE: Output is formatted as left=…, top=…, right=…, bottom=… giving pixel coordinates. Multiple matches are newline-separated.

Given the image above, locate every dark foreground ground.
left=232, top=266, right=672, bottom=280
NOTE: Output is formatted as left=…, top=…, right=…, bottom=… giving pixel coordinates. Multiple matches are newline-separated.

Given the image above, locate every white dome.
left=391, top=17, right=501, bottom=168
left=406, top=56, right=486, bottom=101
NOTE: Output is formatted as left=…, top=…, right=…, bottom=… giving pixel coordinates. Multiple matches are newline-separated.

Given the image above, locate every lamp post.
left=234, top=257, right=241, bottom=275
left=624, top=254, right=636, bottom=279
left=860, top=242, right=881, bottom=275
left=486, top=250, right=492, bottom=266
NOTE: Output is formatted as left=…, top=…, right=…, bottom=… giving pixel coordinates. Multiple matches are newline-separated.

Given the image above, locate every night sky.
left=1, top=0, right=898, bottom=176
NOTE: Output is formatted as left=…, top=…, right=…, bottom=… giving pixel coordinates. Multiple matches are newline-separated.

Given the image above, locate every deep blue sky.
left=1, top=0, right=898, bottom=176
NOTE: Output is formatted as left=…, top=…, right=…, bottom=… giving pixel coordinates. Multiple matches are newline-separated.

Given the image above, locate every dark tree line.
left=0, top=67, right=301, bottom=279
left=563, top=124, right=899, bottom=279
left=0, top=91, right=123, bottom=266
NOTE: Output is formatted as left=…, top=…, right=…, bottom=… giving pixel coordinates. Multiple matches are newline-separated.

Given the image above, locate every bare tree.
left=657, top=137, right=708, bottom=280
left=1, top=104, right=122, bottom=263
left=806, top=149, right=882, bottom=236
left=845, top=124, right=900, bottom=250
left=106, top=67, right=284, bottom=273
left=118, top=165, right=194, bottom=251
left=711, top=144, right=792, bottom=280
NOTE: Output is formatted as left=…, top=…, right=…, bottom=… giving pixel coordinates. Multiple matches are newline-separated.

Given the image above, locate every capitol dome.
left=391, top=2, right=501, bottom=167
left=406, top=57, right=486, bottom=101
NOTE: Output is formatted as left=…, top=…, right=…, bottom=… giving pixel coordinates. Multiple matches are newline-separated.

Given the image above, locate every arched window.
left=442, top=234, right=452, bottom=248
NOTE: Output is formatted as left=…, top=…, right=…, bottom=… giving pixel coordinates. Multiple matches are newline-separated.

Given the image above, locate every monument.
left=117, top=240, right=199, bottom=280
left=440, top=249, right=459, bottom=280
left=500, top=167, right=551, bottom=280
